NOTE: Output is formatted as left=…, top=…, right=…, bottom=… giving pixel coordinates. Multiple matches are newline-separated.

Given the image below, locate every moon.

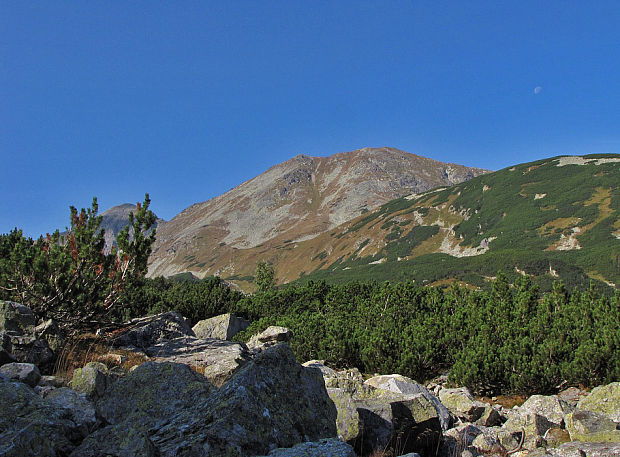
left=534, top=86, right=542, bottom=94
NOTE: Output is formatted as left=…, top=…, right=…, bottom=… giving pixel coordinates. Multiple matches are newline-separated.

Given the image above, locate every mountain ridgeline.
left=147, top=147, right=488, bottom=282
left=103, top=150, right=618, bottom=292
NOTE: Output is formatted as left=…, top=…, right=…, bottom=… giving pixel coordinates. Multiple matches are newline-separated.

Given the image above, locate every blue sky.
left=2, top=1, right=619, bottom=237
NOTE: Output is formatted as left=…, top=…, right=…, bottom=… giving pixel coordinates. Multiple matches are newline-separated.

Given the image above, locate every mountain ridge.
left=147, top=147, right=489, bottom=278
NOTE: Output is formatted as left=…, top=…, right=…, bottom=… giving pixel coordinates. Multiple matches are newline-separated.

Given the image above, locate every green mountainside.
left=290, top=154, right=619, bottom=292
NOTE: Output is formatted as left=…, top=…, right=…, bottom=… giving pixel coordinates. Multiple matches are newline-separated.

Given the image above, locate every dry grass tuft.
left=53, top=333, right=147, bottom=381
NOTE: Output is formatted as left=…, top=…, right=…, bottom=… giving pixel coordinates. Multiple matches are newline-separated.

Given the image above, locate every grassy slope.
left=290, top=154, right=619, bottom=292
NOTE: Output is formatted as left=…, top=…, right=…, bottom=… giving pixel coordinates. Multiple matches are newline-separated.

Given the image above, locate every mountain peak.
left=148, top=147, right=488, bottom=279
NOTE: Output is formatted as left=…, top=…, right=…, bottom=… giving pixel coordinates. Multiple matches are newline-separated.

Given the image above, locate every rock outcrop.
left=73, top=343, right=338, bottom=457
left=110, top=311, right=195, bottom=349
left=144, top=336, right=251, bottom=387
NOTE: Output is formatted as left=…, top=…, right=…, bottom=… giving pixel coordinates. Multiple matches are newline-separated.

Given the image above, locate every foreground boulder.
left=144, top=336, right=252, bottom=387
left=150, top=343, right=338, bottom=456
left=258, top=438, right=356, bottom=457
left=110, top=311, right=195, bottom=349
left=565, top=409, right=620, bottom=443
left=192, top=313, right=250, bottom=340
left=0, top=380, right=82, bottom=456
left=577, top=381, right=620, bottom=422
left=354, top=391, right=442, bottom=456
left=73, top=344, right=338, bottom=457
left=0, top=362, right=41, bottom=387
left=365, top=374, right=453, bottom=431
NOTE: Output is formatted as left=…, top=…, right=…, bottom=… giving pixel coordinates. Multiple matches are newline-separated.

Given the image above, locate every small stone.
left=71, top=362, right=109, bottom=398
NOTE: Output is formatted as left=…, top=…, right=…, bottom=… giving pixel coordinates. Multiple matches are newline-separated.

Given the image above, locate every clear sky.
left=2, top=1, right=619, bottom=237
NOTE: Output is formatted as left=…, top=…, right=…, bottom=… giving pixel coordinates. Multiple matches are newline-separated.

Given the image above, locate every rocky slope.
left=1, top=303, right=618, bottom=457
left=147, top=147, right=488, bottom=280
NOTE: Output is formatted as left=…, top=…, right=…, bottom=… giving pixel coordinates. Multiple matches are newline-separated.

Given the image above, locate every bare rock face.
left=148, top=147, right=487, bottom=281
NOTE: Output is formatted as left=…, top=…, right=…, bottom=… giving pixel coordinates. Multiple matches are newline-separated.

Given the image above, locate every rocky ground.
left=1, top=300, right=618, bottom=457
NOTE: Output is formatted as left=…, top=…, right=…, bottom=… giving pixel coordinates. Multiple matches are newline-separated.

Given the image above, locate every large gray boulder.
left=111, top=311, right=195, bottom=349
left=144, top=336, right=252, bottom=387
left=96, top=361, right=216, bottom=426
left=90, top=344, right=337, bottom=457
left=46, top=387, right=98, bottom=438
left=354, top=392, right=442, bottom=456
left=577, top=381, right=620, bottom=422
left=258, top=438, right=357, bottom=457
left=0, top=362, right=41, bottom=387
left=0, top=380, right=82, bottom=456
left=192, top=313, right=250, bottom=340
left=565, top=409, right=620, bottom=443
left=519, top=394, right=573, bottom=428
left=150, top=343, right=338, bottom=456
left=365, top=374, right=453, bottom=430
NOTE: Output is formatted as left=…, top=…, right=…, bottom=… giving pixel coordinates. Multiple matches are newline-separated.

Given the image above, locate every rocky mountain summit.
left=99, top=203, right=164, bottom=253
left=1, top=301, right=618, bottom=457
left=147, top=147, right=487, bottom=281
